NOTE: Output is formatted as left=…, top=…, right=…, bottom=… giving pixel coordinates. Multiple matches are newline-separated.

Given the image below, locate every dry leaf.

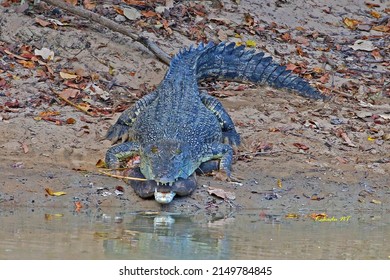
left=343, top=17, right=360, bottom=29
left=310, top=213, right=328, bottom=220
left=293, top=142, right=310, bottom=151
left=208, top=187, right=236, bottom=200
left=245, top=40, right=256, bottom=47
left=20, top=142, right=29, bottom=154
left=35, top=17, right=52, bottom=27
left=45, top=188, right=66, bottom=196
left=59, top=88, right=80, bottom=99
left=285, top=213, right=299, bottom=218
left=277, top=179, right=282, bottom=188
left=60, top=72, right=78, bottom=80
left=349, top=40, right=376, bottom=51
left=123, top=7, right=142, bottom=20
left=34, top=47, right=54, bottom=61
left=74, top=201, right=83, bottom=211
left=369, top=10, right=381, bottom=19
left=66, top=118, right=76, bottom=124
left=17, top=60, right=35, bottom=68
left=96, top=159, right=107, bottom=168
left=370, top=199, right=382, bottom=205
left=83, top=0, right=96, bottom=10
left=372, top=25, right=390, bottom=32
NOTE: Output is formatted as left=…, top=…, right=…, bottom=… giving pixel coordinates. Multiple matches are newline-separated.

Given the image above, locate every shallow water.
left=0, top=208, right=389, bottom=260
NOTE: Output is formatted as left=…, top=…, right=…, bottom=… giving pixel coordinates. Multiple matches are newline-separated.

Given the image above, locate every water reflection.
left=0, top=208, right=389, bottom=259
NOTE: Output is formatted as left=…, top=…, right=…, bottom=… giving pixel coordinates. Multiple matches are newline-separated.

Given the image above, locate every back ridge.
left=171, top=41, right=327, bottom=100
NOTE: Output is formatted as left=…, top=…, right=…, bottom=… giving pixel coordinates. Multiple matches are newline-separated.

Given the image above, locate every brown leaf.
left=83, top=0, right=96, bottom=10
left=208, top=187, right=236, bottom=200
left=59, top=88, right=80, bottom=99
left=20, top=142, right=29, bottom=154
left=95, top=159, right=107, bottom=168
left=343, top=17, right=360, bottom=29
left=74, top=201, right=83, bottom=211
left=66, top=118, right=76, bottom=124
left=372, top=25, right=390, bottom=32
left=281, top=33, right=291, bottom=42
left=335, top=128, right=356, bottom=147
left=35, top=17, right=52, bottom=27
left=141, top=10, right=157, bottom=18
left=365, top=2, right=380, bottom=8
left=293, top=142, right=310, bottom=151
left=319, top=72, right=330, bottom=83
left=369, top=10, right=381, bottom=19
left=65, top=0, right=77, bottom=5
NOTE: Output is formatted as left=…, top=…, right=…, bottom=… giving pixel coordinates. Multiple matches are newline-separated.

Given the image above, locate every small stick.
left=51, top=88, right=96, bottom=117
left=98, top=169, right=148, bottom=182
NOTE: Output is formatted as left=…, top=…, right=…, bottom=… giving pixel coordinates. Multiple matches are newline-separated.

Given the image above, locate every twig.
left=40, top=0, right=171, bottom=65
left=98, top=169, right=147, bottom=181
left=51, top=88, right=96, bottom=116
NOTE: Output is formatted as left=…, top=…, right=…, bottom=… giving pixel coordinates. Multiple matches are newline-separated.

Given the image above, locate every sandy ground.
left=0, top=0, right=389, bottom=214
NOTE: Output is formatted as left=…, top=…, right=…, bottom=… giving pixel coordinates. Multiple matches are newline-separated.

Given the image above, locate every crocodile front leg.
left=199, top=91, right=240, bottom=146
left=202, top=143, right=234, bottom=178
left=106, top=92, right=158, bottom=143
left=105, top=142, right=140, bottom=169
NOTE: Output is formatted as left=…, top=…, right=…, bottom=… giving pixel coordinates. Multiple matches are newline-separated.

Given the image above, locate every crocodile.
left=105, top=41, right=327, bottom=204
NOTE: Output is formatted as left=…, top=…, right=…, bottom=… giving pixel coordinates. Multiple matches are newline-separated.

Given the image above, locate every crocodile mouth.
left=154, top=189, right=176, bottom=204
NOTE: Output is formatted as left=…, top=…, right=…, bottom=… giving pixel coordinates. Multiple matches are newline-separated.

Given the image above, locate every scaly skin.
left=105, top=42, right=327, bottom=203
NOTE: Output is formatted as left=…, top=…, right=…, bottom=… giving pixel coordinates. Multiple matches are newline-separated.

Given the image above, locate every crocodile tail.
left=195, top=42, right=327, bottom=100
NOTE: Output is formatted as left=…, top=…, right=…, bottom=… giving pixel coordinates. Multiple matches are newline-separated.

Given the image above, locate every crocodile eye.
left=151, top=146, right=158, bottom=154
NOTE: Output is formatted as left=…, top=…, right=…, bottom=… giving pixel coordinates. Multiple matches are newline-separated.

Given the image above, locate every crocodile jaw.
left=154, top=188, right=176, bottom=204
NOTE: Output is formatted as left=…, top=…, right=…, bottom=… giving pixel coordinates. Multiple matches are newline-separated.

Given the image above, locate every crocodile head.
left=139, top=139, right=195, bottom=186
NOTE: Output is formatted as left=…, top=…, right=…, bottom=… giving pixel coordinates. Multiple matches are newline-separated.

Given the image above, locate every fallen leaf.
left=141, top=10, right=157, bottom=17
left=65, top=0, right=77, bottom=5
left=369, top=10, right=381, bottom=19
left=45, top=188, right=66, bottom=196
left=349, top=40, right=376, bottom=51
left=208, top=187, right=236, bottom=200
left=371, top=49, right=382, bottom=60
left=38, top=110, right=61, bottom=117
left=59, top=88, right=80, bottom=99
left=17, top=60, right=35, bottom=68
left=285, top=213, right=299, bottom=218
left=245, top=40, right=256, bottom=47
left=319, top=72, right=330, bottom=83
left=34, top=47, right=54, bottom=61
left=372, top=25, right=390, bottom=32
left=277, top=179, right=282, bottom=188
left=66, top=118, right=76, bottom=124
left=370, top=199, right=382, bottom=205
left=281, top=33, right=291, bottom=42
left=95, top=159, right=107, bottom=168
left=83, top=0, right=96, bottom=10
left=335, top=128, right=356, bottom=147
left=74, top=201, right=83, bottom=211
left=123, top=7, right=142, bottom=20
left=365, top=2, right=380, bottom=8
left=60, top=72, right=78, bottom=80
left=293, top=142, right=310, bottom=151
left=20, top=142, right=29, bottom=154
left=35, top=17, right=52, bottom=27
left=343, top=17, right=360, bottom=29
left=310, top=213, right=328, bottom=220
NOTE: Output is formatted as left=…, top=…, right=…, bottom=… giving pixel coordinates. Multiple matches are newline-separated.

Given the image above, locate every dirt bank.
left=0, top=0, right=389, bottom=214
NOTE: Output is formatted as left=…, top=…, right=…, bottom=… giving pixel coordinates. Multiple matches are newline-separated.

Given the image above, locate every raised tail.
left=194, top=42, right=327, bottom=100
